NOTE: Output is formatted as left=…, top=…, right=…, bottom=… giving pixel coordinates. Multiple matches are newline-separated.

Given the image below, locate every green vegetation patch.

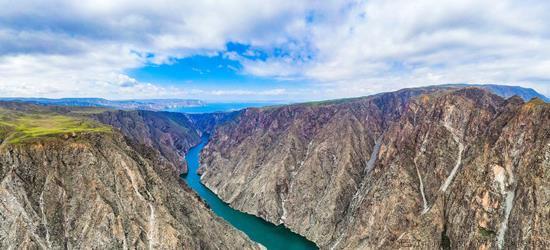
left=478, top=227, right=496, bottom=237
left=259, top=96, right=366, bottom=111
left=524, top=97, right=547, bottom=110
left=299, top=96, right=365, bottom=107
left=0, top=109, right=111, bottom=144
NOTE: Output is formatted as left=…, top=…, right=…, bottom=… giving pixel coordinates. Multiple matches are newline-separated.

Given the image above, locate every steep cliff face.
left=91, top=110, right=202, bottom=174
left=187, top=111, right=242, bottom=136
left=0, top=106, right=259, bottom=249
left=331, top=89, right=549, bottom=249
left=200, top=88, right=549, bottom=249
left=91, top=110, right=238, bottom=175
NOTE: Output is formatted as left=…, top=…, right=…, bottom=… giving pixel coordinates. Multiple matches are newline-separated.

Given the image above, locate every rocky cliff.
left=91, top=110, right=237, bottom=175
left=91, top=110, right=201, bottom=175
left=200, top=87, right=549, bottom=249
left=0, top=105, right=259, bottom=249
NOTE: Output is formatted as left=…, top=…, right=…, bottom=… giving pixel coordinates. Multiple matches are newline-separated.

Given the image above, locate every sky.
left=0, top=0, right=549, bottom=101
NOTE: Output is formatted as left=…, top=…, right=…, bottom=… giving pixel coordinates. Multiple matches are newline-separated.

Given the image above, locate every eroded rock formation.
left=201, top=87, right=549, bottom=249
left=0, top=105, right=259, bottom=249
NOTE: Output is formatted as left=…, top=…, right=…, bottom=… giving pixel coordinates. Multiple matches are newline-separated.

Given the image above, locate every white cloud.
left=0, top=0, right=315, bottom=98
left=241, top=0, right=550, bottom=96
left=0, top=0, right=549, bottom=99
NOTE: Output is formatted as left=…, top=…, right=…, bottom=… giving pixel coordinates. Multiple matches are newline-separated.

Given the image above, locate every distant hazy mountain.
left=440, top=84, right=549, bottom=102
left=0, top=97, right=205, bottom=111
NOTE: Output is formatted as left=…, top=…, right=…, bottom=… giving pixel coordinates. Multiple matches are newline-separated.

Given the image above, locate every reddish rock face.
left=201, top=87, right=549, bottom=249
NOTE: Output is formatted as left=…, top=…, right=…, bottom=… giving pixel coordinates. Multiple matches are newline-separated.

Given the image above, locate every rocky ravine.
left=200, top=87, right=549, bottom=249
left=0, top=107, right=259, bottom=249
left=91, top=110, right=237, bottom=175
left=91, top=110, right=202, bottom=175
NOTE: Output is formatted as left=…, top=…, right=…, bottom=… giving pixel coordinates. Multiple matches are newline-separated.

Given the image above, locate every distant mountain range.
left=0, top=84, right=546, bottom=112
left=439, top=84, right=549, bottom=102
left=0, top=97, right=205, bottom=111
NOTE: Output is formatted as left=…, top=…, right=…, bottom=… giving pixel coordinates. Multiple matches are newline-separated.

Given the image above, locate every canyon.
left=0, top=85, right=548, bottom=249
left=200, top=87, right=549, bottom=249
left=0, top=103, right=259, bottom=249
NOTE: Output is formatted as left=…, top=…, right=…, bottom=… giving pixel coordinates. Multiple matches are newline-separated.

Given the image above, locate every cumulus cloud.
left=0, top=0, right=315, bottom=98
left=0, top=0, right=548, bottom=99
left=243, top=0, right=550, bottom=96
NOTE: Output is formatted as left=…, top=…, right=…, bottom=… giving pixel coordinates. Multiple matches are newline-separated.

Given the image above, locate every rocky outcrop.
left=200, top=87, right=549, bottom=249
left=91, top=110, right=238, bottom=175
left=0, top=110, right=259, bottom=249
left=91, top=110, right=202, bottom=174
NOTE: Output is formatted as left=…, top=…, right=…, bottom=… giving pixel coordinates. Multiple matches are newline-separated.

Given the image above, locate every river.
left=181, top=136, right=318, bottom=250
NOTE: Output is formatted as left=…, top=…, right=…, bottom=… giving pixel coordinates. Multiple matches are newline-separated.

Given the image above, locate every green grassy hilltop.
left=0, top=106, right=111, bottom=144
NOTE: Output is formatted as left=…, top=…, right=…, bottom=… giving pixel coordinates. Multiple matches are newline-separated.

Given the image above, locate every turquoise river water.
left=181, top=136, right=318, bottom=250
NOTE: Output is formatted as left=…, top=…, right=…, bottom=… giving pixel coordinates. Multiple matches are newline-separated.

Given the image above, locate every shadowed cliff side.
left=91, top=110, right=201, bottom=175
left=91, top=110, right=238, bottom=175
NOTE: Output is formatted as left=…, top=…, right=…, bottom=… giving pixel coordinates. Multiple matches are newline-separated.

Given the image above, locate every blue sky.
left=126, top=43, right=314, bottom=101
left=0, top=0, right=549, bottom=101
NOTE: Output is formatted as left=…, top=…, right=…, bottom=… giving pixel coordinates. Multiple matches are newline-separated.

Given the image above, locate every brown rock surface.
left=201, top=87, right=549, bottom=249
left=91, top=110, right=202, bottom=175
left=0, top=105, right=259, bottom=249
left=91, top=110, right=238, bottom=175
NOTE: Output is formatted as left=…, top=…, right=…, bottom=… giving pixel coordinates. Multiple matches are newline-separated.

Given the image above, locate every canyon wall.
left=201, top=88, right=549, bottom=249
left=0, top=104, right=259, bottom=249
